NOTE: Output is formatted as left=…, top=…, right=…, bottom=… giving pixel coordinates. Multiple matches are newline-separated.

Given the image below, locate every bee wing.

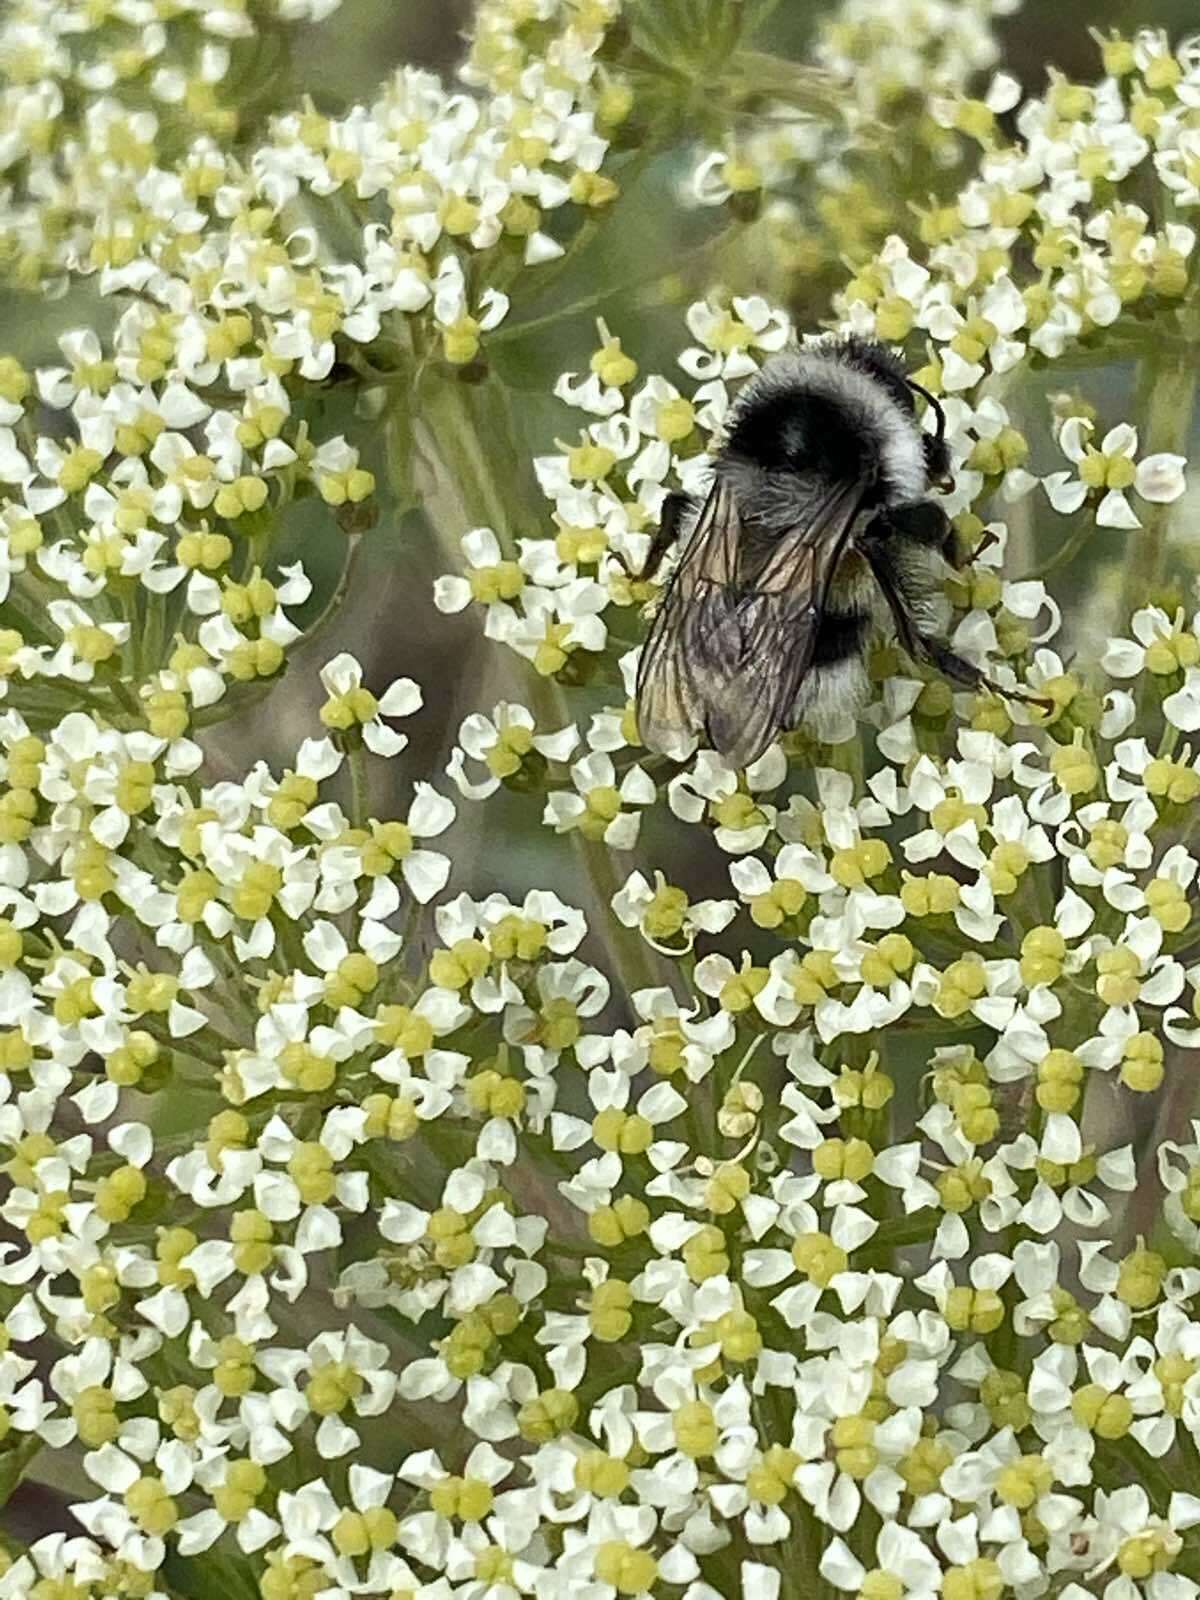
left=635, top=477, right=743, bottom=761
left=702, top=475, right=866, bottom=767
left=637, top=474, right=865, bottom=769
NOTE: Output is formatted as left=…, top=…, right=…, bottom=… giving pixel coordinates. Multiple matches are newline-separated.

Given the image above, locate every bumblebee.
left=635, top=336, right=1011, bottom=767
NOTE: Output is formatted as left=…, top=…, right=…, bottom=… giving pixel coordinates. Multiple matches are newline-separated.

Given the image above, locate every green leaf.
left=163, top=1544, right=260, bottom=1600
left=0, top=1436, right=42, bottom=1508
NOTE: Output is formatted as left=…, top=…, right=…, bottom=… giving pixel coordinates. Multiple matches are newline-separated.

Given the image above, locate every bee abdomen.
left=812, top=610, right=869, bottom=667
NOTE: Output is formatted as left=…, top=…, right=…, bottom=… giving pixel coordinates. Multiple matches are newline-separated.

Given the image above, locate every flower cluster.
left=0, top=0, right=344, bottom=290
left=1, top=0, right=628, bottom=377
left=691, top=0, right=1023, bottom=310
left=13, top=535, right=1200, bottom=1597
left=836, top=33, right=1200, bottom=373
left=696, top=0, right=1017, bottom=200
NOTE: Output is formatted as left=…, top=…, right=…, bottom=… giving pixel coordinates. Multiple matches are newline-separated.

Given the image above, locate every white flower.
left=1138, top=451, right=1191, bottom=502
left=543, top=750, right=656, bottom=849
left=680, top=296, right=791, bottom=381
left=1044, top=416, right=1187, bottom=529
left=923, top=276, right=1028, bottom=389
left=448, top=702, right=578, bottom=799
left=317, top=652, right=422, bottom=757
left=434, top=526, right=522, bottom=619
left=432, top=253, right=510, bottom=341
left=611, top=869, right=736, bottom=950
left=821, top=1522, right=942, bottom=1596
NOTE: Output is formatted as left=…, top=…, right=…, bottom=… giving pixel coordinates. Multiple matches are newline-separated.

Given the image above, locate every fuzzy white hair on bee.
left=716, top=337, right=949, bottom=527
left=634, top=335, right=1034, bottom=771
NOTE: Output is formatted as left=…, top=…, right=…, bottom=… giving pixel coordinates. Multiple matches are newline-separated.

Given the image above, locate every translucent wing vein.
left=636, top=474, right=866, bottom=768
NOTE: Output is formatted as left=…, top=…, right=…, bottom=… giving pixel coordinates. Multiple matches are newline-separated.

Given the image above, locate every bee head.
left=907, top=379, right=952, bottom=491
left=832, top=341, right=954, bottom=493
left=921, top=430, right=952, bottom=490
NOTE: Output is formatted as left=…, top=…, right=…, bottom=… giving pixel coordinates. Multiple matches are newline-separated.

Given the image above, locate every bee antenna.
left=907, top=379, right=946, bottom=447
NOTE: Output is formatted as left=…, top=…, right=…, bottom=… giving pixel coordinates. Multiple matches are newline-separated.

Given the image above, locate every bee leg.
left=922, top=640, right=1055, bottom=712
left=968, top=527, right=1001, bottom=564
left=636, top=491, right=694, bottom=582
left=862, top=541, right=926, bottom=659
left=935, top=518, right=1000, bottom=573
left=865, top=545, right=1052, bottom=710
left=941, top=520, right=1000, bottom=571
left=918, top=636, right=987, bottom=689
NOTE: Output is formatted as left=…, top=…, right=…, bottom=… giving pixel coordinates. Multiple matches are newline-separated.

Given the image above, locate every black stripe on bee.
left=862, top=500, right=952, bottom=550
left=725, top=387, right=881, bottom=488
left=812, top=609, right=870, bottom=667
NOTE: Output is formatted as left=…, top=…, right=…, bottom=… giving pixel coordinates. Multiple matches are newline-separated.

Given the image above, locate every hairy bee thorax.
left=718, top=336, right=933, bottom=531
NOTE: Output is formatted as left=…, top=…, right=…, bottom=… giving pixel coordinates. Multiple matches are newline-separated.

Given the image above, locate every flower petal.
left=1095, top=490, right=1141, bottom=529
left=1135, top=452, right=1188, bottom=503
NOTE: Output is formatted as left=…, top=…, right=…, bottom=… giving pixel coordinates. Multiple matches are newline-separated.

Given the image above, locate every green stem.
left=411, top=376, right=524, bottom=541
left=107, top=670, right=144, bottom=722
left=1178, top=1424, right=1200, bottom=1496
left=1097, top=1438, right=1177, bottom=1513
left=575, top=832, right=664, bottom=1002
left=852, top=1209, right=939, bottom=1263
left=1119, top=353, right=1198, bottom=620
left=298, top=534, right=362, bottom=651
left=1019, top=510, right=1093, bottom=583
left=2, top=580, right=57, bottom=643
left=269, top=906, right=311, bottom=981
left=738, top=0, right=788, bottom=39
left=348, top=741, right=369, bottom=829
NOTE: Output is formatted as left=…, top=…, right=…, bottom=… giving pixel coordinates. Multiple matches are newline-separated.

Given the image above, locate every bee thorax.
left=718, top=339, right=931, bottom=510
